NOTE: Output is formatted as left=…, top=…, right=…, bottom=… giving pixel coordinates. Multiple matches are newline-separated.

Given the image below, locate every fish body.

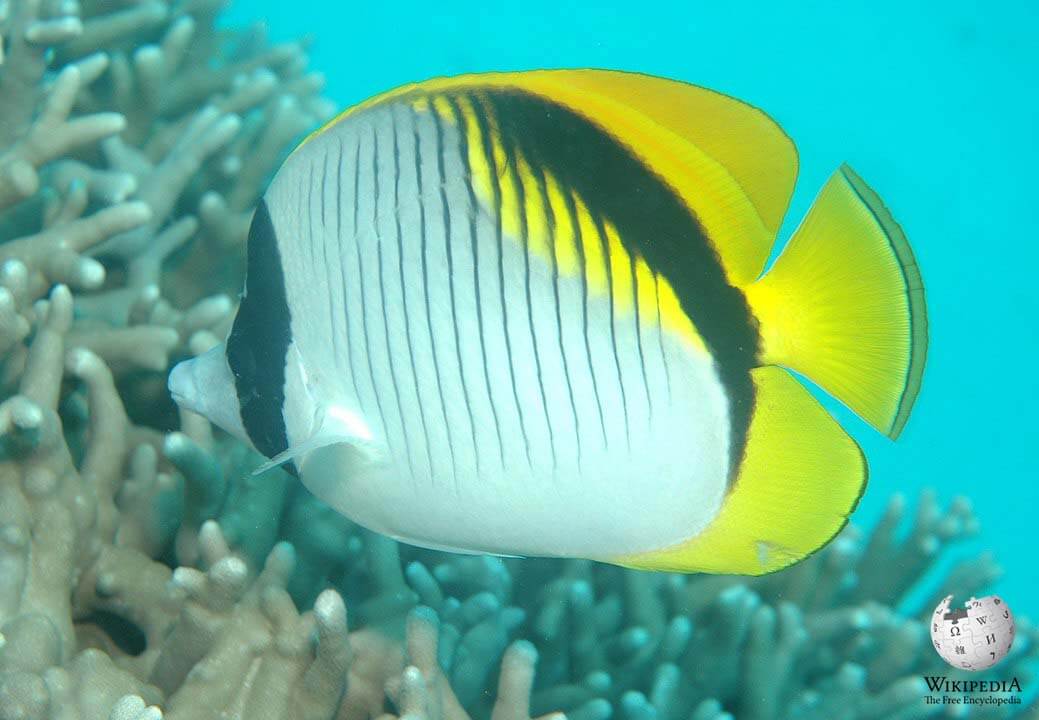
left=169, top=70, right=927, bottom=574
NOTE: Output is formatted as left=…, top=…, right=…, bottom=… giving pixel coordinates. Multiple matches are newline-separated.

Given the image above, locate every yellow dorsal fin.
left=615, top=366, right=866, bottom=575
left=301, top=69, right=799, bottom=285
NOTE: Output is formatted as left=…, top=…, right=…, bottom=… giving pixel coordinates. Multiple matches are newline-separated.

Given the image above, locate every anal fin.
left=615, top=366, right=866, bottom=575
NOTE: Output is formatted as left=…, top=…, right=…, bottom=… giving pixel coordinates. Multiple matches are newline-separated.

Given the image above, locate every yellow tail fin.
left=744, top=165, right=927, bottom=438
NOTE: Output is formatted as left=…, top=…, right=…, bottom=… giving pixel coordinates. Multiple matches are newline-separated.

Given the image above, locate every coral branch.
left=1, top=1, right=1033, bottom=719
left=0, top=65, right=127, bottom=211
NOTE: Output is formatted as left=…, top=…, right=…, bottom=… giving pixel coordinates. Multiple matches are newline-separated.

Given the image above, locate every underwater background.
left=227, top=0, right=1039, bottom=615
left=1, top=0, right=1037, bottom=717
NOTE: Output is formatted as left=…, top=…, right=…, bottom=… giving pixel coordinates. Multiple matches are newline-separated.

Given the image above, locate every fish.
left=168, top=69, right=927, bottom=575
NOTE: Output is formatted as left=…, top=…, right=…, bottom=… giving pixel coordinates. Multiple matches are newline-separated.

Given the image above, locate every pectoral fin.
left=252, top=404, right=378, bottom=475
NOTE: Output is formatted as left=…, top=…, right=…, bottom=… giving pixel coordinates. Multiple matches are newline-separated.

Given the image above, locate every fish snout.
left=168, top=357, right=201, bottom=413
left=167, top=343, right=251, bottom=445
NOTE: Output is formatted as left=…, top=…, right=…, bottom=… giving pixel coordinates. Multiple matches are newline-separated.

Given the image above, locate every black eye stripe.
left=227, top=199, right=292, bottom=466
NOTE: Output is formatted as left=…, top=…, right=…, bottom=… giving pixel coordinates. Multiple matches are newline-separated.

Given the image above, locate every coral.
left=0, top=0, right=1037, bottom=719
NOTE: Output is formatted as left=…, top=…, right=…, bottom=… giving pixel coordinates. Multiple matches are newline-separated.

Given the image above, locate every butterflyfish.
left=169, top=70, right=927, bottom=574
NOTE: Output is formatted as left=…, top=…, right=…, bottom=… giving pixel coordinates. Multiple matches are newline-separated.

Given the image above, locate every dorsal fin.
left=303, top=69, right=799, bottom=285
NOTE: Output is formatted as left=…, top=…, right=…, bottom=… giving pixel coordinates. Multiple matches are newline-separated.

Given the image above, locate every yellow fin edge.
left=296, top=69, right=798, bottom=285
left=614, top=366, right=866, bottom=575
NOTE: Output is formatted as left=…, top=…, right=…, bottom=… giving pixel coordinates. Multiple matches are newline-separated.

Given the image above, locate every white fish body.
left=262, top=100, right=730, bottom=560
left=170, top=70, right=927, bottom=574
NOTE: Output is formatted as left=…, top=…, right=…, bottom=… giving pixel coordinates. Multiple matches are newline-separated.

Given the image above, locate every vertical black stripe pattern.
left=653, top=272, right=673, bottom=404
left=432, top=103, right=480, bottom=480
left=631, top=253, right=653, bottom=418
left=470, top=94, right=533, bottom=467
left=319, top=152, right=341, bottom=380
left=485, top=94, right=557, bottom=469
left=355, top=135, right=394, bottom=465
left=352, top=140, right=360, bottom=237
left=304, top=165, right=316, bottom=294
left=533, top=161, right=582, bottom=466
left=391, top=109, right=436, bottom=479
left=336, top=136, right=364, bottom=406
left=372, top=123, right=416, bottom=480
left=320, top=152, right=328, bottom=221
left=592, top=213, right=631, bottom=450
left=443, top=95, right=506, bottom=469
left=227, top=199, right=292, bottom=463
left=410, top=106, right=458, bottom=486
left=563, top=184, right=609, bottom=447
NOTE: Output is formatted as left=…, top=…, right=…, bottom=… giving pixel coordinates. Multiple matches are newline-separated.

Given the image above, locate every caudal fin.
left=744, top=165, right=927, bottom=438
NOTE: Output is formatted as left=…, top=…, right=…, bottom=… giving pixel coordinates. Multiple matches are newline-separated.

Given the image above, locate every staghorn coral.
left=3, top=308, right=1037, bottom=720
left=1, top=0, right=1038, bottom=719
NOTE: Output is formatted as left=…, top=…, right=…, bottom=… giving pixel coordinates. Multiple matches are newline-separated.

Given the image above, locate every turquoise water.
left=229, top=0, right=1038, bottom=613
